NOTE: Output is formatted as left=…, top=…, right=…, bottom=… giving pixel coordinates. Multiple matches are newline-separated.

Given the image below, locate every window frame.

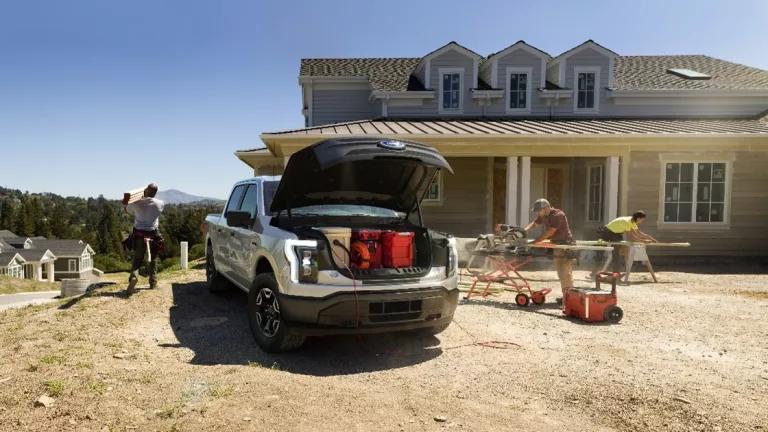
left=586, top=164, right=604, bottom=223
left=225, top=184, right=248, bottom=215
left=238, top=184, right=261, bottom=219
left=505, top=66, right=533, bottom=114
left=657, top=158, right=732, bottom=229
left=573, top=66, right=601, bottom=112
left=437, top=67, right=464, bottom=114
left=68, top=259, right=77, bottom=272
left=421, top=171, right=443, bottom=206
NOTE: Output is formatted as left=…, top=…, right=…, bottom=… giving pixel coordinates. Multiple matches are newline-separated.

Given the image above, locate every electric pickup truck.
left=204, top=137, right=459, bottom=352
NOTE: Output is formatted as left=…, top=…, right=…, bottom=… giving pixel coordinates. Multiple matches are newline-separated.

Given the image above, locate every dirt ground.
left=0, top=266, right=767, bottom=432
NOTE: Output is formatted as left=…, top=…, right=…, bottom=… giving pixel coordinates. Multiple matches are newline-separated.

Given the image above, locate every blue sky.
left=1, top=0, right=766, bottom=199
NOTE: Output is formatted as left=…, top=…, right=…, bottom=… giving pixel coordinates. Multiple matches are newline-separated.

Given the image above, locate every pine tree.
left=50, top=202, right=69, bottom=239
left=0, top=199, right=16, bottom=231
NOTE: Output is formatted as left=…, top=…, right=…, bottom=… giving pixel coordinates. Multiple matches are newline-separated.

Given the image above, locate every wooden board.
left=576, top=241, right=691, bottom=248
left=525, top=241, right=613, bottom=251
left=122, top=187, right=145, bottom=205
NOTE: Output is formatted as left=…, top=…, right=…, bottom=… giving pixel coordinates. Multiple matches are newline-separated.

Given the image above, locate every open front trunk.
left=274, top=217, right=451, bottom=281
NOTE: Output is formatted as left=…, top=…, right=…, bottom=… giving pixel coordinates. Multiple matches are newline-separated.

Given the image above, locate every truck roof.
left=232, top=175, right=282, bottom=188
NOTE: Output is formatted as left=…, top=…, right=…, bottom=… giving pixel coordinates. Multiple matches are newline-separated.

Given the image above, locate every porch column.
left=505, top=157, right=518, bottom=226
left=518, top=157, right=531, bottom=225
left=46, top=262, right=55, bottom=283
left=605, top=156, right=620, bottom=223
left=36, top=264, right=43, bottom=281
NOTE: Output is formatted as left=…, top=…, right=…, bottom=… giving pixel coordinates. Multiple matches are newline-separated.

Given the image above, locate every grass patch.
left=270, top=362, right=281, bottom=371
left=88, top=381, right=108, bottom=395
left=246, top=361, right=262, bottom=368
left=44, top=379, right=65, bottom=397
left=208, top=385, right=234, bottom=398
left=155, top=404, right=179, bottom=419
left=39, top=354, right=65, bottom=365
left=733, top=290, right=768, bottom=300
left=0, top=276, right=59, bottom=295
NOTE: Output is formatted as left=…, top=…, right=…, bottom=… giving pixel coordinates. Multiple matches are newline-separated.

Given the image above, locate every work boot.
left=127, top=277, right=138, bottom=295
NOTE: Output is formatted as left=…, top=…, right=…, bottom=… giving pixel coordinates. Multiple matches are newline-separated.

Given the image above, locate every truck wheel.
left=206, top=246, right=231, bottom=293
left=247, top=273, right=305, bottom=352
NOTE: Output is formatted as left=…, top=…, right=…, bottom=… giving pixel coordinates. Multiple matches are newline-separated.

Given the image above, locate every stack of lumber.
left=122, top=187, right=145, bottom=205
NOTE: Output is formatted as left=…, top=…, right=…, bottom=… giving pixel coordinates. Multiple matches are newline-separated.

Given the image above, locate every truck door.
left=228, top=183, right=262, bottom=289
left=216, top=184, right=247, bottom=278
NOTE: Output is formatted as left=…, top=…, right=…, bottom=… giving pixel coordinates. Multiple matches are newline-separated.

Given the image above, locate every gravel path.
left=0, top=269, right=766, bottom=431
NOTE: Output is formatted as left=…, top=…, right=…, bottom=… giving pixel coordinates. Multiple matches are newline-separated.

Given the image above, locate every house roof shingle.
left=300, top=54, right=768, bottom=92
left=0, top=230, right=18, bottom=238
left=0, top=252, right=24, bottom=267
left=29, top=239, right=90, bottom=257
left=16, top=248, right=56, bottom=262
left=260, top=117, right=768, bottom=138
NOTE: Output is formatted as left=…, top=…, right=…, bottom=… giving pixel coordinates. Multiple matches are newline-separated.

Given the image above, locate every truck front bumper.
left=279, top=286, right=459, bottom=336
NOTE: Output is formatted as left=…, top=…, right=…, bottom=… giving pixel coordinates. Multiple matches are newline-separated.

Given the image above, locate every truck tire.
left=206, top=246, right=231, bottom=293
left=247, top=273, right=306, bottom=352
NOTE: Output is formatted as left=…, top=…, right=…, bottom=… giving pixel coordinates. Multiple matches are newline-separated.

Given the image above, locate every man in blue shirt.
left=124, top=183, right=165, bottom=295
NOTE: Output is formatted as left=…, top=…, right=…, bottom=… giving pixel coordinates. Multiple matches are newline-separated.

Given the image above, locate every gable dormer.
left=547, top=40, right=618, bottom=113
left=414, top=42, right=483, bottom=114
left=480, top=41, right=551, bottom=113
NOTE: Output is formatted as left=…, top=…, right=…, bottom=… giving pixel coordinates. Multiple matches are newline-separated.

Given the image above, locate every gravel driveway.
left=0, top=268, right=766, bottom=431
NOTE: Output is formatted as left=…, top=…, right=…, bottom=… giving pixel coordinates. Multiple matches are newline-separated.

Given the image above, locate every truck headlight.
left=284, top=239, right=318, bottom=283
left=295, top=246, right=318, bottom=283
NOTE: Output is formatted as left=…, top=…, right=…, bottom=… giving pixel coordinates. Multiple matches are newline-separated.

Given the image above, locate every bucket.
left=317, top=227, right=351, bottom=268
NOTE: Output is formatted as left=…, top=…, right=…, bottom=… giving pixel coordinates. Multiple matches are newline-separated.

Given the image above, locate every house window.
left=574, top=67, right=600, bottom=111
left=81, top=254, right=92, bottom=271
left=68, top=259, right=77, bottom=272
left=438, top=68, right=463, bottom=113
left=587, top=165, right=603, bottom=222
left=423, top=171, right=442, bottom=203
left=506, top=67, right=532, bottom=113
left=663, top=162, right=727, bottom=223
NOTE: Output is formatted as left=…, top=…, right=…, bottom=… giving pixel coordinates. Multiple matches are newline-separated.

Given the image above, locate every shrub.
left=189, top=243, right=205, bottom=260
left=94, top=254, right=131, bottom=273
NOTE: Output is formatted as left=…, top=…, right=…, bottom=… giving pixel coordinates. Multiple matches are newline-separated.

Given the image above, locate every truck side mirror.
left=226, top=211, right=254, bottom=228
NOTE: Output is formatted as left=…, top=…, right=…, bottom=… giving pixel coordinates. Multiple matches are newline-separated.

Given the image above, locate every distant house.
left=0, top=231, right=96, bottom=281
left=0, top=251, right=25, bottom=279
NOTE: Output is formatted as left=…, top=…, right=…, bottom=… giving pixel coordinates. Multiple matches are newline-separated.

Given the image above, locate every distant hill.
left=156, top=189, right=224, bottom=205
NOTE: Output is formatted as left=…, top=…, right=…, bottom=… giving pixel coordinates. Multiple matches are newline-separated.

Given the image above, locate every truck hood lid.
left=270, top=138, right=453, bottom=214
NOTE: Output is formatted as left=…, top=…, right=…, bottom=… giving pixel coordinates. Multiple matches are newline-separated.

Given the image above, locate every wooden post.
left=180, top=241, right=188, bottom=270
left=505, top=157, right=518, bottom=226
left=518, top=157, right=531, bottom=226
left=605, top=156, right=619, bottom=224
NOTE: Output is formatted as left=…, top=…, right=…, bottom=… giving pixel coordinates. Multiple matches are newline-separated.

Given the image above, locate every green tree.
left=0, top=198, right=16, bottom=231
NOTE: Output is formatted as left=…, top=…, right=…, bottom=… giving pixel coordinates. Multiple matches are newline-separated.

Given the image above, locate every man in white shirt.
left=124, top=183, right=165, bottom=295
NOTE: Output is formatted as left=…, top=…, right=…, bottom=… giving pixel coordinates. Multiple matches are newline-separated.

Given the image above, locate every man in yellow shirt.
left=592, top=211, right=657, bottom=277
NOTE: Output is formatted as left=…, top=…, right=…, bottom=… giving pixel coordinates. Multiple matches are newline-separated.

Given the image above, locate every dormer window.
left=506, top=67, right=532, bottom=113
left=438, top=67, right=463, bottom=113
left=574, top=66, right=600, bottom=112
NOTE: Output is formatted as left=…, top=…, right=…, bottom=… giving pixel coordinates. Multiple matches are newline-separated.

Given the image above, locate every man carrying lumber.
left=591, top=210, right=657, bottom=278
left=524, top=198, right=575, bottom=302
left=123, top=183, right=165, bottom=295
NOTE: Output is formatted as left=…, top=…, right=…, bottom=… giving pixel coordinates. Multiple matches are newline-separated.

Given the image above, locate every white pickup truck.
left=204, top=138, right=459, bottom=352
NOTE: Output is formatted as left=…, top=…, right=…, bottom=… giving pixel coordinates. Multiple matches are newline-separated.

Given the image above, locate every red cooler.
left=381, top=231, right=414, bottom=268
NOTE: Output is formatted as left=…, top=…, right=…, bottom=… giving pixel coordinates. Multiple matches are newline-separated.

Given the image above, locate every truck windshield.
left=291, top=205, right=403, bottom=218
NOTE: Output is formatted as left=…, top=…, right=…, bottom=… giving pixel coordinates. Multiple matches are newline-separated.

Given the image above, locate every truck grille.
left=368, top=300, right=422, bottom=323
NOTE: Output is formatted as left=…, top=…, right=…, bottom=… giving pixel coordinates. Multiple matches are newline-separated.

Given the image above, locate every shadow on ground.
left=166, top=281, right=443, bottom=376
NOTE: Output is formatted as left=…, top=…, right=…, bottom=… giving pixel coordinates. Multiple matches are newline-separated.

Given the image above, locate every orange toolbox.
left=563, top=272, right=624, bottom=323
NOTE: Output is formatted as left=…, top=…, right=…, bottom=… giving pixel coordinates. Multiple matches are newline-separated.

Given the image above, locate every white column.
left=605, top=156, right=620, bottom=224
left=36, top=264, right=43, bottom=281
left=46, top=262, right=55, bottom=283
left=518, top=157, right=531, bottom=225
left=505, top=157, right=518, bottom=226
left=180, top=241, right=189, bottom=270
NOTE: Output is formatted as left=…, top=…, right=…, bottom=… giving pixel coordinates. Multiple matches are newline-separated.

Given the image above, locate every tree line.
left=0, top=187, right=221, bottom=272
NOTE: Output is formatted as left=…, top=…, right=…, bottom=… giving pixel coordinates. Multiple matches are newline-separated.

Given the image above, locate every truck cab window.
left=226, top=185, right=247, bottom=214
left=239, top=184, right=260, bottom=218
